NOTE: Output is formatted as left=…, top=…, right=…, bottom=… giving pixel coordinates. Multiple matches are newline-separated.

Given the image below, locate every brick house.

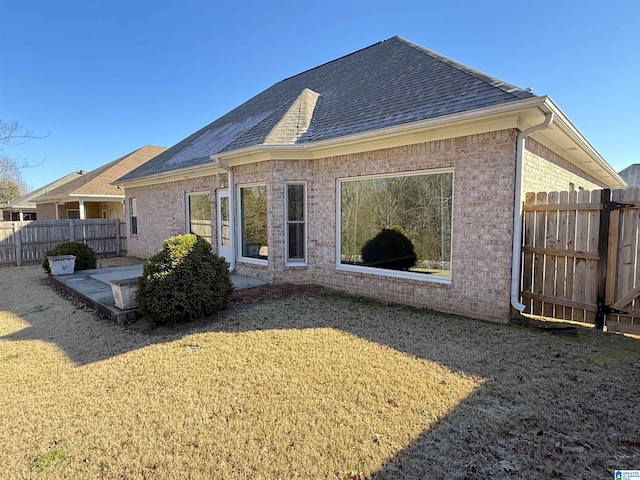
left=34, top=145, right=166, bottom=220
left=115, top=36, right=624, bottom=322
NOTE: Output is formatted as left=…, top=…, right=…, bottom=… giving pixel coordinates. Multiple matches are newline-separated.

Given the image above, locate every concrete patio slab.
left=50, top=265, right=269, bottom=324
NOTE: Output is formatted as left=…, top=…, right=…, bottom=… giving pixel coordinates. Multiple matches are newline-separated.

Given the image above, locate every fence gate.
left=520, top=188, right=640, bottom=336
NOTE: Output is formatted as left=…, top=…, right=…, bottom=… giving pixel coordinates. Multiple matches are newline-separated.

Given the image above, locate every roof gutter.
left=210, top=156, right=236, bottom=272
left=510, top=111, right=555, bottom=313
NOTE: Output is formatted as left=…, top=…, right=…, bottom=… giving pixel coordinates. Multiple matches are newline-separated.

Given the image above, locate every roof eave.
left=532, top=98, right=626, bottom=189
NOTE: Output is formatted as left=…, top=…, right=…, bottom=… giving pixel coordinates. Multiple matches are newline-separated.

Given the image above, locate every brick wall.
left=36, top=203, right=58, bottom=220
left=126, top=175, right=227, bottom=258
left=234, top=130, right=518, bottom=322
left=523, top=138, right=606, bottom=193
left=312, top=131, right=517, bottom=322
left=127, top=129, right=608, bottom=323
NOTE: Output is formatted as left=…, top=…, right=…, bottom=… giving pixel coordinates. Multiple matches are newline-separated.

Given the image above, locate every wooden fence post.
left=68, top=219, right=75, bottom=242
left=13, top=222, right=22, bottom=267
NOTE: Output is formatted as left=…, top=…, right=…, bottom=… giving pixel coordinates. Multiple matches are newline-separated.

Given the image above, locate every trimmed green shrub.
left=42, top=242, right=97, bottom=274
left=361, top=228, right=417, bottom=270
left=136, top=234, right=234, bottom=325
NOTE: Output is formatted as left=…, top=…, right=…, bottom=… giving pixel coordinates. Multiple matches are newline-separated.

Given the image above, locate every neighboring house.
left=1, top=171, right=85, bottom=221
left=34, top=145, right=166, bottom=220
left=115, top=36, right=624, bottom=323
left=618, top=164, right=640, bottom=187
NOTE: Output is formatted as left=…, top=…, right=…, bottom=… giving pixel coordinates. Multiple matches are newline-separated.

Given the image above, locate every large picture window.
left=239, top=184, right=268, bottom=262
left=187, top=193, right=212, bottom=244
left=338, top=170, right=453, bottom=281
left=285, top=182, right=306, bottom=264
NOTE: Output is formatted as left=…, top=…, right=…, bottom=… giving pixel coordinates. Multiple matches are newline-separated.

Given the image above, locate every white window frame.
left=237, top=182, right=268, bottom=266
left=285, top=182, right=307, bottom=266
left=335, top=168, right=454, bottom=285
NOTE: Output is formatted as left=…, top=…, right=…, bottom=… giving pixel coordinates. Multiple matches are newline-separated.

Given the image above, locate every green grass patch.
left=32, top=445, right=70, bottom=470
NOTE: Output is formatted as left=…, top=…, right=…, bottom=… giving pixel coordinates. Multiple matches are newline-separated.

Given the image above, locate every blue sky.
left=2, top=0, right=639, bottom=190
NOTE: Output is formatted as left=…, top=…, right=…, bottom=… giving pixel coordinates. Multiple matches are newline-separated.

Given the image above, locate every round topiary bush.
left=360, top=228, right=417, bottom=270
left=42, top=241, right=97, bottom=274
left=136, top=234, right=234, bottom=325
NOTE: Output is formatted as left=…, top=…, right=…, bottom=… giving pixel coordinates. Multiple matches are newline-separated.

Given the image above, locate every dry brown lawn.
left=0, top=261, right=639, bottom=479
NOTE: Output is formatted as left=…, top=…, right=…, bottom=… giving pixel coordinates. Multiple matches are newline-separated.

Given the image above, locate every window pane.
left=129, top=198, right=138, bottom=235
left=287, top=223, right=305, bottom=260
left=188, top=194, right=211, bottom=243
left=340, top=172, right=452, bottom=277
left=220, top=196, right=230, bottom=247
left=287, top=184, right=305, bottom=221
left=241, top=185, right=268, bottom=260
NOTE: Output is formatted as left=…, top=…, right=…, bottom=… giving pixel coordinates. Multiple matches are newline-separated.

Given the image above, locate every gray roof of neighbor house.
left=118, top=36, right=537, bottom=183
left=1, top=170, right=85, bottom=210
left=618, top=164, right=640, bottom=187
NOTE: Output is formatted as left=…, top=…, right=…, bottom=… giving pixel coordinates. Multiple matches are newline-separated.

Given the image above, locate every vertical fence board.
left=532, top=192, right=547, bottom=315
left=616, top=189, right=637, bottom=320
left=543, top=192, right=559, bottom=317
left=584, top=190, right=601, bottom=324
left=556, top=191, right=569, bottom=319
left=629, top=189, right=640, bottom=319
left=564, top=190, right=578, bottom=320
left=522, top=192, right=536, bottom=313
left=571, top=190, right=590, bottom=322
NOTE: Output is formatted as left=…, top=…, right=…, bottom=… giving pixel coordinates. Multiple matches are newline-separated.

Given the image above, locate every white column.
left=19, top=210, right=24, bottom=221
left=79, top=200, right=86, bottom=219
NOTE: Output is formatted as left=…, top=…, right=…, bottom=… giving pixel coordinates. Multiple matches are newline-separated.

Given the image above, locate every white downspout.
left=210, top=156, right=236, bottom=271
left=511, top=111, right=554, bottom=312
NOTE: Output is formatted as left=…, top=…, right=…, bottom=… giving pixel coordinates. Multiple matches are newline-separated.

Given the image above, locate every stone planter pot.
left=48, top=255, right=76, bottom=276
left=109, top=277, right=140, bottom=310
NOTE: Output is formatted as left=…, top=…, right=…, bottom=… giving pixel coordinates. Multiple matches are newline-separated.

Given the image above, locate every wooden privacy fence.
left=0, top=219, right=126, bottom=267
left=520, top=188, right=640, bottom=336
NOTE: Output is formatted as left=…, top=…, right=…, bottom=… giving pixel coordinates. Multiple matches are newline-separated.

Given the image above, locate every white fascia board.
left=69, top=194, right=125, bottom=201
left=531, top=98, right=626, bottom=188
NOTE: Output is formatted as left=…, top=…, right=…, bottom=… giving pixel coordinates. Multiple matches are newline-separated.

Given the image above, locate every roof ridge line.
left=396, top=37, right=533, bottom=99
left=273, top=37, right=394, bottom=86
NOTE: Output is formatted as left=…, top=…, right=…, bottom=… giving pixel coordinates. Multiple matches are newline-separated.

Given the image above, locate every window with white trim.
left=338, top=169, right=453, bottom=281
left=238, top=184, right=268, bottom=262
left=285, top=182, right=306, bottom=264
left=129, top=197, right=138, bottom=235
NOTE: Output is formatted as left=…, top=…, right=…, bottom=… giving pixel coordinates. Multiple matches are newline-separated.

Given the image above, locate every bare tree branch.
left=0, top=119, right=49, bottom=146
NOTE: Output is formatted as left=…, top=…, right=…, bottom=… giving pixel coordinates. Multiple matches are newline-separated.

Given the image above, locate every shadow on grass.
left=205, top=293, right=640, bottom=478
left=2, top=282, right=639, bottom=478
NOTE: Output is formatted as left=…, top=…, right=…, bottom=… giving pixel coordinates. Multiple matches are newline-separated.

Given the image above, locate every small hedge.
left=42, top=242, right=97, bottom=274
left=136, top=234, right=234, bottom=325
left=361, top=228, right=417, bottom=270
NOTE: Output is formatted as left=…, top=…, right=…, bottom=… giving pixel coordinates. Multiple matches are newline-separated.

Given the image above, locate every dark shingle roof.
left=118, top=36, right=536, bottom=182
left=618, top=164, right=640, bottom=187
